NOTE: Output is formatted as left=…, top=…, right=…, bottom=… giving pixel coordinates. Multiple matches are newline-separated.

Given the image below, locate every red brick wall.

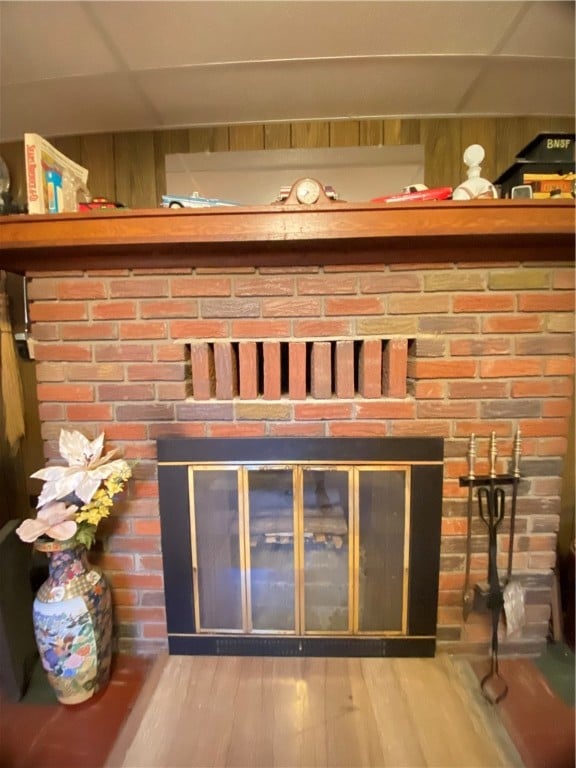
left=28, top=261, right=575, bottom=655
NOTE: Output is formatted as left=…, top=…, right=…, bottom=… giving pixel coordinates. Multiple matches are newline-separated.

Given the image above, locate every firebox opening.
left=158, top=437, right=444, bottom=658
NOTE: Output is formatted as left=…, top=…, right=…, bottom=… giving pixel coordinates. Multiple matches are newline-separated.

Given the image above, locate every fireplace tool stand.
left=459, top=430, right=522, bottom=705
left=462, top=434, right=476, bottom=620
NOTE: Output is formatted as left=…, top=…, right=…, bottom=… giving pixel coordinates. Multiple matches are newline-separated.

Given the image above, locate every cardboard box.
left=24, top=133, right=88, bottom=214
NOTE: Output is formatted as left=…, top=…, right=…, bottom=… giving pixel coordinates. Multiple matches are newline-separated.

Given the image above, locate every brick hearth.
left=26, top=257, right=574, bottom=655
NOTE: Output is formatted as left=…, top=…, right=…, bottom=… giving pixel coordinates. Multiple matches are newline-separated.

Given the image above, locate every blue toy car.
left=161, top=193, right=239, bottom=208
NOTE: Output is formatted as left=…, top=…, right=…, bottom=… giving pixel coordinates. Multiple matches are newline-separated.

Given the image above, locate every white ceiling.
left=0, top=0, right=574, bottom=142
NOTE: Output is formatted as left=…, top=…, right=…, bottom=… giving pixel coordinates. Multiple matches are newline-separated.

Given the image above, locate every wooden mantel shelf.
left=0, top=199, right=574, bottom=273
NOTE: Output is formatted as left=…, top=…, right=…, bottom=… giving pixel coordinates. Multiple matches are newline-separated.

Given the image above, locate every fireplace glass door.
left=248, top=469, right=296, bottom=632
left=189, top=464, right=409, bottom=636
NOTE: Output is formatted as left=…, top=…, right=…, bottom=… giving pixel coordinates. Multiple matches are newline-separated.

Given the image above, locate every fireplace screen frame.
left=189, top=463, right=411, bottom=637
left=158, top=437, right=443, bottom=658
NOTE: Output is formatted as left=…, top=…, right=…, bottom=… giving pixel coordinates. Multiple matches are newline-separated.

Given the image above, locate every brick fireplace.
left=1, top=200, right=573, bottom=657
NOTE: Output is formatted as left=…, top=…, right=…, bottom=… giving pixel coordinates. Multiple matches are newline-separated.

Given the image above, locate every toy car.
left=78, top=197, right=124, bottom=210
left=371, top=185, right=453, bottom=203
left=161, top=193, right=239, bottom=208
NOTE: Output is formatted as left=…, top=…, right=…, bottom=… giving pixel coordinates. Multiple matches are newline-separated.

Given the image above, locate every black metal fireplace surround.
left=157, top=437, right=443, bottom=657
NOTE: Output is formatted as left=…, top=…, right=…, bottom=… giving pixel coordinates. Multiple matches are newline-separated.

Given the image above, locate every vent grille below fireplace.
left=157, top=437, right=443, bottom=657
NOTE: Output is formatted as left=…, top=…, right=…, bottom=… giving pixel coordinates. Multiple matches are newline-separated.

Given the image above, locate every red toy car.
left=78, top=197, right=124, bottom=211
left=371, top=185, right=453, bottom=203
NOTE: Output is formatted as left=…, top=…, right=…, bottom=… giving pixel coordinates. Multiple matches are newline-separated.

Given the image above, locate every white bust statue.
left=452, top=144, right=499, bottom=200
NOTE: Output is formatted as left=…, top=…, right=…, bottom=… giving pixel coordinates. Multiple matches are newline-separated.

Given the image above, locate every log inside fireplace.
left=157, top=437, right=443, bottom=657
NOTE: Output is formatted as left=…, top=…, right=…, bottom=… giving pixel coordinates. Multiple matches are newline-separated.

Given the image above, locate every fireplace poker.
left=478, top=432, right=508, bottom=704
left=502, top=429, right=527, bottom=639
left=462, top=433, right=476, bottom=620
left=506, top=429, right=522, bottom=584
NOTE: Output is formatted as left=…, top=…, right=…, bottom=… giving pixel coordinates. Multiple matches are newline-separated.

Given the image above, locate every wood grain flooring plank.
left=294, top=657, right=330, bottom=768
left=115, top=654, right=523, bottom=768
left=199, top=656, right=244, bottom=768
left=343, top=658, right=388, bottom=767
left=360, top=657, right=427, bottom=767
left=224, top=656, right=275, bottom=768
left=105, top=654, right=168, bottom=768
left=162, top=654, right=226, bottom=768
left=264, top=657, right=315, bottom=768
left=392, top=657, right=469, bottom=767
left=320, top=658, right=385, bottom=768
left=118, top=655, right=200, bottom=767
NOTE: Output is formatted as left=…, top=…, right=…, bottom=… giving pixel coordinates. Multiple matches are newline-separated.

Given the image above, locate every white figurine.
left=452, top=144, right=499, bottom=200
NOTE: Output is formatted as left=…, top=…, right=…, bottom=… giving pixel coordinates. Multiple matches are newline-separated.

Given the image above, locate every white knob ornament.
left=452, top=144, right=499, bottom=200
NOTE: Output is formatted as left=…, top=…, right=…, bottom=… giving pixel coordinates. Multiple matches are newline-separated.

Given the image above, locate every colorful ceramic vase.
left=32, top=540, right=112, bottom=705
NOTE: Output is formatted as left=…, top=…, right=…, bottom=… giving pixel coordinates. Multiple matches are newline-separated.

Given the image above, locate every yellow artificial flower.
left=75, top=468, right=132, bottom=528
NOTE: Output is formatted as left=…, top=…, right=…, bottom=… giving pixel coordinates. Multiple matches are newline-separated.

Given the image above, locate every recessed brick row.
left=188, top=338, right=412, bottom=400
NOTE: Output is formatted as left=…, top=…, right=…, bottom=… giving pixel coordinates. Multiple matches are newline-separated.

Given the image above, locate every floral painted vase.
left=33, top=539, right=112, bottom=705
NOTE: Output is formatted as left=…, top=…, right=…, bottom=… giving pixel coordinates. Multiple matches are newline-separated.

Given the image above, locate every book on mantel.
left=24, top=133, right=88, bottom=214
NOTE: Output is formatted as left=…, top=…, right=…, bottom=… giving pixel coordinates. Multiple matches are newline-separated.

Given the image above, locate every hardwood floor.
left=107, top=654, right=522, bottom=768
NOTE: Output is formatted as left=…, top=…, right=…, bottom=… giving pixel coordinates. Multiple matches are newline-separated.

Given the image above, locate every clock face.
left=296, top=178, right=321, bottom=204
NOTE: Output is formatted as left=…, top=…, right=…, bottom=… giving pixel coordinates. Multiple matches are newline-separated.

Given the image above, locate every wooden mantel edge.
left=0, top=199, right=574, bottom=273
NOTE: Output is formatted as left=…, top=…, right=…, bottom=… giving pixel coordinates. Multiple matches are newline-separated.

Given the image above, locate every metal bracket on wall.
left=14, top=276, right=34, bottom=360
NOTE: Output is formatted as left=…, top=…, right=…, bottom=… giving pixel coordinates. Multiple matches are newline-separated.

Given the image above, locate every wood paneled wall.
left=1, top=117, right=574, bottom=209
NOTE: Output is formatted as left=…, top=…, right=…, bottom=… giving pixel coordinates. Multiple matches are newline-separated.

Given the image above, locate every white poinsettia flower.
left=16, top=502, right=78, bottom=543
left=60, top=430, right=106, bottom=467
left=31, top=429, right=127, bottom=507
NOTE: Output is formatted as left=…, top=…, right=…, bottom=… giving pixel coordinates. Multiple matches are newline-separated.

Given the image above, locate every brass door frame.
left=188, top=463, right=410, bottom=636
left=354, top=465, right=411, bottom=636
left=298, top=465, right=353, bottom=636
left=245, top=464, right=298, bottom=635
left=188, top=465, right=247, bottom=634
left=294, top=466, right=304, bottom=635
left=188, top=467, right=201, bottom=632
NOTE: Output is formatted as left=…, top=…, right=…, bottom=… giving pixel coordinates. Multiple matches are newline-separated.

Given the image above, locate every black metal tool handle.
left=481, top=489, right=508, bottom=704
left=494, top=487, right=506, bottom=527
left=507, top=429, right=522, bottom=583
left=480, top=432, right=508, bottom=704
left=463, top=434, right=476, bottom=619
left=478, top=486, right=491, bottom=528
